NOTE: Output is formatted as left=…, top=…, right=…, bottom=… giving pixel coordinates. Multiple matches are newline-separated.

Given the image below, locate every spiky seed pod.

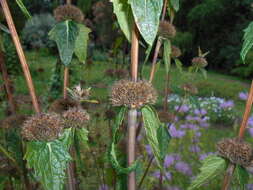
left=171, top=45, right=182, bottom=58
left=158, top=21, right=176, bottom=39
left=158, top=111, right=175, bottom=123
left=192, top=57, right=208, bottom=68
left=110, top=79, right=157, bottom=109
left=181, top=83, right=198, bottom=94
left=104, top=109, right=116, bottom=120
left=0, top=114, right=27, bottom=129
left=21, top=113, right=64, bottom=141
left=54, top=5, right=84, bottom=23
left=63, top=107, right=90, bottom=128
left=49, top=98, right=78, bottom=114
left=216, top=138, right=253, bottom=167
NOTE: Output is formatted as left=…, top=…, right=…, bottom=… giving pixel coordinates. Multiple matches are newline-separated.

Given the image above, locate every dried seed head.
left=69, top=84, right=90, bottom=102
left=0, top=114, right=27, bottom=129
left=21, top=113, right=64, bottom=141
left=171, top=45, right=182, bottom=58
left=192, top=57, right=208, bottom=68
left=63, top=107, right=90, bottom=128
left=104, top=109, right=116, bottom=120
left=110, top=79, right=157, bottom=109
left=216, top=138, right=253, bottom=167
left=181, top=83, right=198, bottom=94
left=158, top=111, right=175, bottom=123
left=158, top=21, right=176, bottom=39
left=54, top=5, right=84, bottom=23
left=49, top=98, right=78, bottom=114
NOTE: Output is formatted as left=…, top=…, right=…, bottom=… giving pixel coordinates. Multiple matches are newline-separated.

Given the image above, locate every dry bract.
left=192, top=57, right=208, bottom=68
left=159, top=21, right=176, bottom=39
left=217, top=138, right=253, bottom=167
left=63, top=107, right=90, bottom=128
left=181, top=83, right=198, bottom=94
left=21, top=113, right=64, bottom=141
left=49, top=98, right=78, bottom=114
left=0, top=114, right=27, bottom=129
left=54, top=5, right=84, bottom=23
left=110, top=79, right=157, bottom=109
left=171, top=45, right=182, bottom=58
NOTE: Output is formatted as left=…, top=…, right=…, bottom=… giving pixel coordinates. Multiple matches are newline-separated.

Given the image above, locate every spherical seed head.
left=49, top=98, right=78, bottom=114
left=171, top=45, right=182, bottom=58
left=181, top=83, right=198, bottom=94
left=192, top=57, right=208, bottom=68
left=110, top=79, right=158, bottom=109
left=0, top=114, right=27, bottom=129
left=21, top=113, right=64, bottom=141
left=217, top=138, right=253, bottom=167
left=54, top=5, right=84, bottom=23
left=158, top=21, right=176, bottom=39
left=63, top=107, right=90, bottom=128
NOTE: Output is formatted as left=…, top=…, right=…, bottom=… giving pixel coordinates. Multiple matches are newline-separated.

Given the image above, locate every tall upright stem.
left=0, top=0, right=40, bottom=113
left=63, top=67, right=69, bottom=99
left=128, top=24, right=139, bottom=190
left=221, top=80, right=253, bottom=190
left=149, top=0, right=168, bottom=83
left=0, top=50, right=17, bottom=114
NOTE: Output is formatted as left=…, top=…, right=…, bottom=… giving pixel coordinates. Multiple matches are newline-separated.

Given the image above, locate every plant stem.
left=221, top=80, right=253, bottom=190
left=63, top=67, right=69, bottom=99
left=149, top=0, right=168, bottom=83
left=163, top=74, right=170, bottom=112
left=137, top=156, right=154, bottom=190
left=0, top=0, right=40, bottom=113
left=67, top=146, right=77, bottom=190
left=0, top=50, right=17, bottom=114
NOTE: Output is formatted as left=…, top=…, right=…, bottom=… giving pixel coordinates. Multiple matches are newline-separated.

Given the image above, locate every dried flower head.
left=104, top=109, right=116, bottom=120
left=216, top=138, right=253, bottom=167
left=158, top=21, right=176, bottom=39
left=0, top=114, right=27, bottom=129
left=68, top=84, right=90, bottom=102
left=171, top=45, right=182, bottom=58
left=49, top=98, right=78, bottom=114
left=181, top=83, right=198, bottom=94
left=110, top=79, right=157, bottom=109
left=63, top=107, right=90, bottom=128
left=192, top=57, right=208, bottom=68
left=54, top=5, right=84, bottom=23
left=21, top=113, right=64, bottom=141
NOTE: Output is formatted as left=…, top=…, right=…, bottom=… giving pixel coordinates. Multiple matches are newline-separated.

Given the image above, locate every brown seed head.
left=216, top=138, right=253, bottom=167
left=181, top=83, right=198, bottom=94
left=192, top=57, right=208, bottom=68
left=158, top=21, right=176, bottom=39
left=0, top=114, right=27, bottom=129
left=21, top=113, right=64, bottom=141
left=54, top=5, right=84, bottom=23
left=49, top=98, right=78, bottom=114
left=110, top=79, right=157, bottom=109
left=63, top=107, right=90, bottom=128
left=69, top=84, right=90, bottom=102
left=171, top=45, right=182, bottom=58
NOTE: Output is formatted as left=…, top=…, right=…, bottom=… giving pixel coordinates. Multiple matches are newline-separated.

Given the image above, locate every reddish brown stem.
left=67, top=146, right=77, bottom=190
left=0, top=50, right=17, bottom=114
left=63, top=67, right=69, bottom=99
left=149, top=0, right=168, bottom=83
left=131, top=25, right=139, bottom=82
left=0, top=0, right=40, bottom=113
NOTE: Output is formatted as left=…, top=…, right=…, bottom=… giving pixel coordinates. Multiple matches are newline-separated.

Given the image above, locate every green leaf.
left=141, top=105, right=163, bottom=169
left=175, top=58, right=183, bottom=73
left=163, top=39, right=171, bottom=74
left=235, top=165, right=249, bottom=190
left=74, top=24, right=91, bottom=64
left=111, top=0, right=134, bottom=42
left=24, top=140, right=72, bottom=190
left=59, top=128, right=74, bottom=149
left=109, top=107, right=139, bottom=174
left=49, top=20, right=79, bottom=66
left=15, top=0, right=32, bottom=19
left=0, top=24, right=10, bottom=34
left=241, top=21, right=253, bottom=63
left=76, top=127, right=89, bottom=145
left=129, top=0, right=163, bottom=45
left=170, top=0, right=180, bottom=12
left=200, top=68, right=207, bottom=79
left=188, top=155, right=227, bottom=190
left=157, top=124, right=171, bottom=161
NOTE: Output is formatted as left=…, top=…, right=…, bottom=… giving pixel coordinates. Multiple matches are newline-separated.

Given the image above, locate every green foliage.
left=15, top=0, right=32, bottom=19
left=157, top=124, right=171, bottom=161
left=170, top=0, right=180, bottom=12
left=22, top=13, right=56, bottom=49
left=49, top=20, right=79, bottom=66
left=49, top=60, right=62, bottom=99
left=24, top=139, right=72, bottom=190
left=234, top=165, right=249, bottom=189
left=188, top=155, right=227, bottom=190
left=111, top=0, right=134, bottom=42
left=129, top=0, right=163, bottom=45
left=163, top=39, right=171, bottom=74
left=74, top=24, right=91, bottom=64
left=241, top=22, right=253, bottom=63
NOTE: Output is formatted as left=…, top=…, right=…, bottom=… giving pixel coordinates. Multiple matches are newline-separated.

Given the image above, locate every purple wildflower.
left=199, top=152, right=214, bottom=161
left=152, top=171, right=172, bottom=181
left=164, top=155, right=175, bottom=168
left=248, top=117, right=253, bottom=127
left=195, top=131, right=202, bottom=137
left=220, top=100, right=234, bottom=109
left=169, top=124, right=185, bottom=138
left=175, top=161, right=192, bottom=176
left=194, top=109, right=207, bottom=116
left=145, top=145, right=152, bottom=156
left=175, top=104, right=189, bottom=113
left=248, top=128, right=253, bottom=137
left=98, top=184, right=109, bottom=190
left=247, top=184, right=253, bottom=190
left=189, top=145, right=201, bottom=153
left=239, top=92, right=248, bottom=101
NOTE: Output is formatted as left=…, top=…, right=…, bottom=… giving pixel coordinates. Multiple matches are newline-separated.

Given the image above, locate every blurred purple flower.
left=145, top=145, right=152, bottom=156
left=220, top=100, right=234, bottom=109
left=247, top=184, right=253, bottom=190
left=248, top=117, right=253, bottom=127
left=175, top=104, right=189, bottom=113
left=175, top=161, right=192, bottom=176
left=188, top=124, right=199, bottom=130
left=248, top=128, right=253, bottom=137
left=98, top=184, right=109, bottom=190
left=194, top=109, right=207, bottom=116
left=169, top=125, right=185, bottom=138
left=239, top=92, right=248, bottom=100
left=164, top=155, right=175, bottom=168
left=152, top=171, right=172, bottom=181
left=195, top=131, right=202, bottom=137
left=167, top=186, right=181, bottom=190
left=199, top=121, right=209, bottom=128
left=199, top=152, right=214, bottom=161
left=189, top=145, right=201, bottom=153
